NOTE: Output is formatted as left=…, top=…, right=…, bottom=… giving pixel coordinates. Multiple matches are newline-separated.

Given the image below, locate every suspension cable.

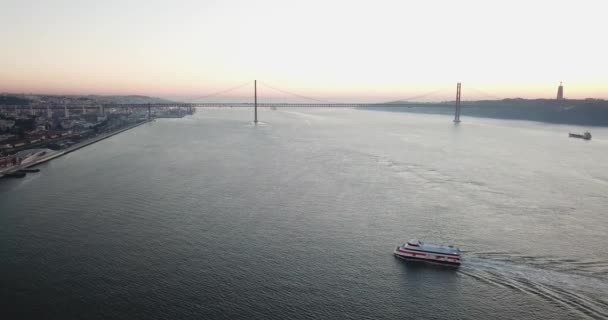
left=375, top=88, right=450, bottom=104
left=182, top=82, right=251, bottom=102
left=465, top=86, right=502, bottom=100
left=258, top=81, right=337, bottom=104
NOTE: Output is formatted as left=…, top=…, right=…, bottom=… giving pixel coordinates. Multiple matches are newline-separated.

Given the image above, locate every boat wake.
left=473, top=251, right=608, bottom=279
left=459, top=254, right=608, bottom=319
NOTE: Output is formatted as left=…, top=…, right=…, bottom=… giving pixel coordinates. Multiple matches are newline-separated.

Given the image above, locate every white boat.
left=394, top=239, right=461, bottom=266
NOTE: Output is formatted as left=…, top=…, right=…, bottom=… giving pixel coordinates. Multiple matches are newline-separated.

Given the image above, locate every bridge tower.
left=254, top=80, right=258, bottom=124
left=454, top=82, right=462, bottom=123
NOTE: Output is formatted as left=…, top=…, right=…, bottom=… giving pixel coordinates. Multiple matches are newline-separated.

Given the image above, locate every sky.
left=1, top=0, right=606, bottom=102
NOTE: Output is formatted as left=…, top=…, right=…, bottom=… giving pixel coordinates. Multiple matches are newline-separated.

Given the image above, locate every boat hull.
left=569, top=133, right=591, bottom=140
left=394, top=248, right=461, bottom=266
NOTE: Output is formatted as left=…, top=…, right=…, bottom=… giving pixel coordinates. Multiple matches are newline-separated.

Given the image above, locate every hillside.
left=366, top=99, right=608, bottom=127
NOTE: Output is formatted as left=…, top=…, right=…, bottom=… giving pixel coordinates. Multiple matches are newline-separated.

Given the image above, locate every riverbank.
left=0, top=119, right=151, bottom=178
left=362, top=99, right=608, bottom=127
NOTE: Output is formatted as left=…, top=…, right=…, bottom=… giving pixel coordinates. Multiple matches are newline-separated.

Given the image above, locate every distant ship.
left=394, top=239, right=461, bottom=266
left=569, top=131, right=592, bottom=140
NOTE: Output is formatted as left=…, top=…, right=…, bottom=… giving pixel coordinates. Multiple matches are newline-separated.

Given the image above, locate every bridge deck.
left=0, top=103, right=400, bottom=109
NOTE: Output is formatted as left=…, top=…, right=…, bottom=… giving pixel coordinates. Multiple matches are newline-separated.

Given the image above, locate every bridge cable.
left=376, top=87, right=450, bottom=104
left=258, top=81, right=337, bottom=104
left=464, top=86, right=502, bottom=100
left=183, top=81, right=251, bottom=103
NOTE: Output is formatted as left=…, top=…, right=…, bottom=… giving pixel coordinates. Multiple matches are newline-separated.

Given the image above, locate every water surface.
left=1, top=109, right=607, bottom=319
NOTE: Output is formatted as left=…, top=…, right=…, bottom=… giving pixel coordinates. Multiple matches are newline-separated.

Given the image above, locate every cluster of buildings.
left=0, top=95, right=157, bottom=170
left=0, top=94, right=194, bottom=174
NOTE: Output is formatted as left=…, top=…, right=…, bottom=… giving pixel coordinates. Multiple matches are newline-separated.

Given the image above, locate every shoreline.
left=0, top=119, right=152, bottom=178
left=361, top=103, right=608, bottom=128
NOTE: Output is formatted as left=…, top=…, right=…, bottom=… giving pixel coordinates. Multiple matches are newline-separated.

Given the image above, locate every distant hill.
left=365, top=99, right=608, bottom=127
left=0, top=94, right=176, bottom=105
left=0, top=95, right=30, bottom=105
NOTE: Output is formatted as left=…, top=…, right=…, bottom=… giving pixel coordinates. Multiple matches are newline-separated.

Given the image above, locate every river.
left=1, top=108, right=607, bottom=319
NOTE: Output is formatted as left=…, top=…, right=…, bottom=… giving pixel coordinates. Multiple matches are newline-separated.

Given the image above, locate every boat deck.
left=406, top=242, right=460, bottom=255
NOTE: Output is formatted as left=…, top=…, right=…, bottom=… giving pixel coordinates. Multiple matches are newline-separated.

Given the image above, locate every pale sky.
left=1, top=0, right=606, bottom=102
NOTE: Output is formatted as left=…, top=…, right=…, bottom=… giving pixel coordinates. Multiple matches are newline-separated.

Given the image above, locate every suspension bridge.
left=1, top=81, right=502, bottom=123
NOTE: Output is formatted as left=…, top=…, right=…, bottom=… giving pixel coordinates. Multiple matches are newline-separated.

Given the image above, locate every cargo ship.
left=394, top=239, right=461, bottom=266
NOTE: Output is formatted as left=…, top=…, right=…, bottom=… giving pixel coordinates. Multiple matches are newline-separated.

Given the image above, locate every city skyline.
left=1, top=0, right=606, bottom=101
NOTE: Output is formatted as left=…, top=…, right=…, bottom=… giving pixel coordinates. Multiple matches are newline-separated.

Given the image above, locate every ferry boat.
left=569, top=131, right=592, bottom=140
left=394, top=239, right=461, bottom=266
